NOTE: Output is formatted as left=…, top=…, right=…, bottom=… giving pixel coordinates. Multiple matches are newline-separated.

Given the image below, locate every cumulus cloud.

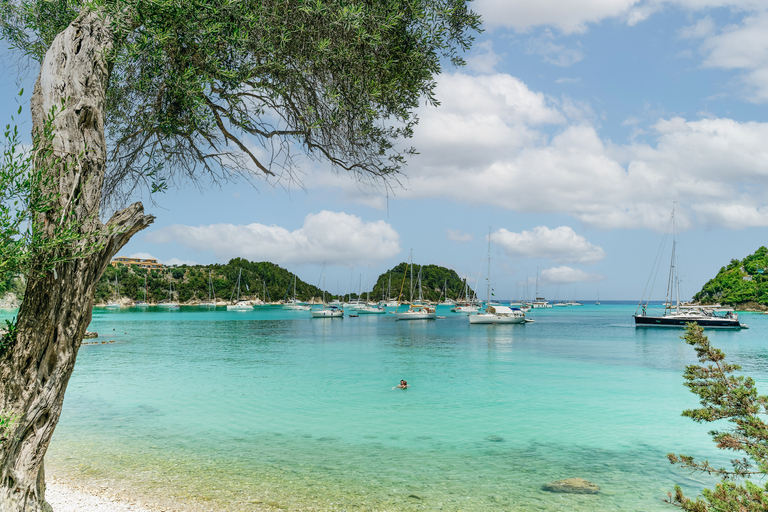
left=125, top=252, right=197, bottom=266
left=305, top=70, right=768, bottom=231
left=540, top=266, right=606, bottom=285
left=491, top=226, right=606, bottom=264
left=146, top=211, right=401, bottom=266
left=466, top=40, right=502, bottom=74
left=475, top=0, right=642, bottom=33
left=474, top=0, right=766, bottom=34
left=129, top=252, right=158, bottom=261
left=447, top=230, right=474, bottom=243
left=694, top=12, right=768, bottom=102
left=400, top=73, right=768, bottom=230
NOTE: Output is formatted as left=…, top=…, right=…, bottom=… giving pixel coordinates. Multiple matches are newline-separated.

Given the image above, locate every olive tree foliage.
left=0, top=93, right=111, bottom=280
left=666, top=324, right=768, bottom=511
left=1, top=0, right=481, bottom=206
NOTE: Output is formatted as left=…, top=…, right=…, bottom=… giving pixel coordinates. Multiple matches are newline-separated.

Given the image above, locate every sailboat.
left=228, top=269, right=253, bottom=311
left=134, top=275, right=149, bottom=307
left=470, top=230, right=525, bottom=325
left=395, top=252, right=436, bottom=320
left=451, top=278, right=479, bottom=313
left=379, top=273, right=398, bottom=307
left=357, top=269, right=385, bottom=314
left=634, top=207, right=743, bottom=329
left=310, top=267, right=343, bottom=318
left=158, top=271, right=180, bottom=309
left=283, top=273, right=310, bottom=310
left=106, top=274, right=121, bottom=308
left=438, top=279, right=456, bottom=306
left=198, top=271, right=217, bottom=307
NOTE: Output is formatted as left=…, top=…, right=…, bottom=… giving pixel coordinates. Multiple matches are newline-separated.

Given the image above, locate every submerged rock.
left=542, top=477, right=600, bottom=494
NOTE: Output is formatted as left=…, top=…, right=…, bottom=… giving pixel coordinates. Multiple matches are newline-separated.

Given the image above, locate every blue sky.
left=4, top=0, right=768, bottom=300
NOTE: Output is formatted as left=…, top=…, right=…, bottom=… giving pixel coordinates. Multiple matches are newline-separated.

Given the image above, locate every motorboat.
left=396, top=304, right=436, bottom=320
left=311, top=304, right=344, bottom=318
left=469, top=305, right=525, bottom=324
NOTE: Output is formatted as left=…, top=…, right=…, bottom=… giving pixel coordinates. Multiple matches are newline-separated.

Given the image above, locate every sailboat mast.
left=665, top=207, right=677, bottom=312
left=486, top=228, right=491, bottom=306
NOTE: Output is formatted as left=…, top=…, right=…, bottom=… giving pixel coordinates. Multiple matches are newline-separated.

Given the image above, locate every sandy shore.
left=46, top=477, right=176, bottom=512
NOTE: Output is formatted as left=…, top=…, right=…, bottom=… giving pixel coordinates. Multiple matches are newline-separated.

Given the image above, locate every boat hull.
left=396, top=312, right=436, bottom=320
left=227, top=303, right=253, bottom=311
left=310, top=309, right=343, bottom=318
left=357, top=307, right=386, bottom=314
left=633, top=315, right=741, bottom=329
left=469, top=314, right=525, bottom=324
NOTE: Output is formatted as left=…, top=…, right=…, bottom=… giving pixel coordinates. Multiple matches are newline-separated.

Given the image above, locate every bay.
left=6, top=303, right=764, bottom=511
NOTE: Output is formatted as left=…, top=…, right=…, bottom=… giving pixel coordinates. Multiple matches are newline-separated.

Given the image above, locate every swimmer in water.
left=393, top=379, right=408, bottom=389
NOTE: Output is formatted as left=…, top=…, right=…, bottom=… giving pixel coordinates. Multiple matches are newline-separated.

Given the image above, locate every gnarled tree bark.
left=0, top=9, right=153, bottom=512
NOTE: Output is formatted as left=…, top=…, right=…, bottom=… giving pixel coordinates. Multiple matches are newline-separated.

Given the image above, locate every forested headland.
left=90, top=259, right=474, bottom=305
left=694, top=246, right=768, bottom=308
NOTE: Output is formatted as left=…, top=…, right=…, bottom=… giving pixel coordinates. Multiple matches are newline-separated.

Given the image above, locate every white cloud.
left=164, top=258, right=199, bottom=266
left=474, top=0, right=767, bottom=34
left=466, top=40, right=502, bottom=74
left=540, top=266, right=606, bottom=284
left=307, top=71, right=768, bottom=231
left=404, top=73, right=768, bottom=230
left=447, top=230, right=474, bottom=243
left=475, top=0, right=643, bottom=34
left=126, top=252, right=197, bottom=266
left=146, top=211, right=401, bottom=266
left=526, top=31, right=584, bottom=67
left=129, top=252, right=157, bottom=261
left=679, top=12, right=768, bottom=102
left=492, top=226, right=606, bottom=264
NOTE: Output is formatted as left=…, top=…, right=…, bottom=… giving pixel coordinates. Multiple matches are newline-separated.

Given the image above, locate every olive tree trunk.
left=0, top=9, right=153, bottom=512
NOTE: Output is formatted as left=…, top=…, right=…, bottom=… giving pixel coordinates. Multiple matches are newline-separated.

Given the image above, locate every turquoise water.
left=5, top=304, right=765, bottom=511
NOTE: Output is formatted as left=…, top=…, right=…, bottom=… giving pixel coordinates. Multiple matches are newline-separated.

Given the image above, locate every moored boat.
left=395, top=304, right=436, bottom=320
left=469, top=305, right=525, bottom=324
left=469, top=230, right=526, bottom=325
left=634, top=207, right=744, bottom=329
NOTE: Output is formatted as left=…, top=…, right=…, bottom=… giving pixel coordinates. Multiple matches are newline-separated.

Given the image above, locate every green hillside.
left=694, top=246, right=768, bottom=306
left=370, top=262, right=473, bottom=303
left=96, top=259, right=474, bottom=304
left=97, top=258, right=325, bottom=304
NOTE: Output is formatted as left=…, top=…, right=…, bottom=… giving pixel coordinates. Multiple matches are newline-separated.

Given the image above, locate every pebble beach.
left=46, top=478, right=171, bottom=512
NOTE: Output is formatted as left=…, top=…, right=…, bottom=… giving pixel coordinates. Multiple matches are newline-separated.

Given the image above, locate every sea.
left=3, top=302, right=766, bottom=511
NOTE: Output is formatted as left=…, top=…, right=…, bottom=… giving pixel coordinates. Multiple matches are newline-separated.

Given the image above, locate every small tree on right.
left=667, top=323, right=768, bottom=511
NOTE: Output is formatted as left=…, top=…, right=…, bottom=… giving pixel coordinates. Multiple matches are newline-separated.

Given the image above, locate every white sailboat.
left=283, top=273, right=310, bottom=310
left=470, top=230, right=525, bottom=325
left=311, top=267, right=343, bottom=318
left=396, top=252, right=436, bottom=321
left=379, top=273, right=398, bottom=307
left=198, top=271, right=217, bottom=307
left=106, top=275, right=121, bottom=308
left=134, top=275, right=149, bottom=307
left=227, top=269, right=253, bottom=311
left=451, top=276, right=480, bottom=313
left=158, top=272, right=180, bottom=308
left=358, top=269, right=385, bottom=314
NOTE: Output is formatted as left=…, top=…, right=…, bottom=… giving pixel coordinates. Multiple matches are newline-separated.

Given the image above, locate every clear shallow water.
left=5, top=304, right=765, bottom=511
